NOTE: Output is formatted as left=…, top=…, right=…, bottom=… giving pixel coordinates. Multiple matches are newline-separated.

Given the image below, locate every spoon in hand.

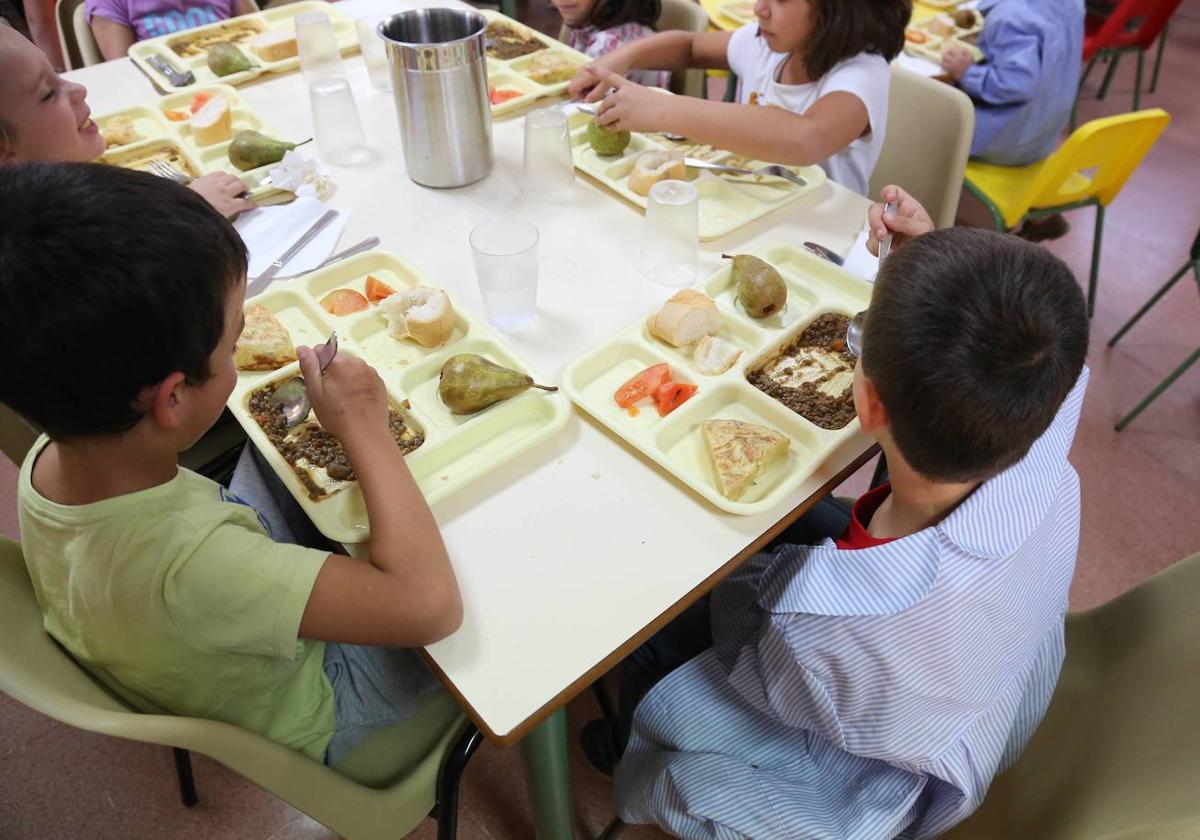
left=271, top=332, right=338, bottom=429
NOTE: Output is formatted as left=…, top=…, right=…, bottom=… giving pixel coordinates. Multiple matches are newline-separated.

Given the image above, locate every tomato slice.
left=654, top=381, right=698, bottom=416
left=319, top=288, right=370, bottom=316
left=163, top=108, right=190, bottom=122
left=190, top=91, right=215, bottom=114
left=365, top=275, right=396, bottom=303
left=614, top=363, right=671, bottom=409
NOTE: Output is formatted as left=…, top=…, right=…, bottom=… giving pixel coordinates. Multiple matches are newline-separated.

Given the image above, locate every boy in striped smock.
left=584, top=185, right=1092, bottom=839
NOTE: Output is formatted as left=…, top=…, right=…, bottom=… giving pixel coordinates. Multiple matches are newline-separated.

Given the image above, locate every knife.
left=245, top=209, right=339, bottom=298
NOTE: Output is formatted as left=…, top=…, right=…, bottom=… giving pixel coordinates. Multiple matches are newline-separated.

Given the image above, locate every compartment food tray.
left=568, top=114, right=826, bottom=241
left=230, top=250, right=571, bottom=543
left=128, top=0, right=358, bottom=93
left=98, top=84, right=287, bottom=183
left=562, top=242, right=871, bottom=515
left=904, top=11, right=985, bottom=63
left=481, top=10, right=589, bottom=117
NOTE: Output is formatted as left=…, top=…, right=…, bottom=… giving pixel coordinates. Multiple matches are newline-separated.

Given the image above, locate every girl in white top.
left=568, top=0, right=910, bottom=196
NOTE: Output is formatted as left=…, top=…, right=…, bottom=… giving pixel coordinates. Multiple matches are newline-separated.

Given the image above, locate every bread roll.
left=379, top=287, right=456, bottom=348
left=629, top=150, right=686, bottom=197
left=190, top=95, right=231, bottom=147
left=648, top=289, right=722, bottom=347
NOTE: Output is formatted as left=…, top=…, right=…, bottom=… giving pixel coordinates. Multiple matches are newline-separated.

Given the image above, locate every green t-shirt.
left=18, top=436, right=335, bottom=761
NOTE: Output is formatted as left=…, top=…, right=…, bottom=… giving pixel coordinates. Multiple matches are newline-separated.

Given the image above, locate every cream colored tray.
left=98, top=84, right=294, bottom=183
left=904, top=12, right=984, bottom=63
left=562, top=242, right=871, bottom=515
left=566, top=113, right=827, bottom=241
left=481, top=10, right=589, bottom=118
left=128, top=0, right=358, bottom=93
left=230, top=251, right=572, bottom=543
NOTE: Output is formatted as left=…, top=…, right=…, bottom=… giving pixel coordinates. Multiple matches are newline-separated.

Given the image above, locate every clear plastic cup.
left=309, top=76, right=369, bottom=165
left=522, top=106, right=574, bottom=201
left=638, top=179, right=699, bottom=287
left=356, top=16, right=392, bottom=91
left=296, top=12, right=344, bottom=81
left=470, top=219, right=539, bottom=330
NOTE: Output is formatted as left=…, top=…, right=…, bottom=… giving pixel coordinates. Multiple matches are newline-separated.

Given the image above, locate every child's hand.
left=188, top=173, right=255, bottom=220
left=867, top=185, right=935, bottom=256
left=297, top=347, right=389, bottom=448
left=591, top=69, right=673, bottom=135
left=940, top=46, right=973, bottom=81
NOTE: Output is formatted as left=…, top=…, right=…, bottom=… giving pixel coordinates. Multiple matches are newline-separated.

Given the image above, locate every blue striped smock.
left=613, top=371, right=1089, bottom=839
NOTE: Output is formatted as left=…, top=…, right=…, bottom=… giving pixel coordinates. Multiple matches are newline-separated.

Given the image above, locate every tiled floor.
left=2, top=4, right=1198, bottom=839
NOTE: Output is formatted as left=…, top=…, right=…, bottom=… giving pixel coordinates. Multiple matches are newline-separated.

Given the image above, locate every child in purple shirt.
left=86, top=0, right=257, bottom=60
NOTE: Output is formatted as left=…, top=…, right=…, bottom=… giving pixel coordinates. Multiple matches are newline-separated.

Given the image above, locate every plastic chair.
left=869, top=65, right=975, bottom=229
left=557, top=0, right=710, bottom=99
left=963, top=108, right=1169, bottom=318
left=940, top=551, right=1200, bottom=839
left=0, top=536, right=483, bottom=840
left=55, top=0, right=101, bottom=69
left=1107, top=225, right=1200, bottom=431
left=1076, top=0, right=1183, bottom=119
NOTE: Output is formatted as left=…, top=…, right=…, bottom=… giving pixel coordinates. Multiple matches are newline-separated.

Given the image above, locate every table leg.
left=519, top=708, right=575, bottom=840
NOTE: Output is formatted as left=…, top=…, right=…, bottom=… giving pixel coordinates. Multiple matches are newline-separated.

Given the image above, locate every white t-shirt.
left=726, top=25, right=890, bottom=196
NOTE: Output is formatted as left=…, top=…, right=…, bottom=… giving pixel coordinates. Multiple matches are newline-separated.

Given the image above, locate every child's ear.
left=145, top=373, right=188, bottom=431
left=852, top=363, right=888, bottom=434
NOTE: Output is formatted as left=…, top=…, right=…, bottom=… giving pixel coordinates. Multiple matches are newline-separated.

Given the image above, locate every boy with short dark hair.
left=589, top=186, right=1091, bottom=838
left=0, top=162, right=462, bottom=764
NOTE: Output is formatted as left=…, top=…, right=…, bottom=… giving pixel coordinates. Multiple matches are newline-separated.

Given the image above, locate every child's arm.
left=90, top=16, right=137, bottom=60
left=568, top=30, right=732, bottom=100
left=942, top=22, right=1042, bottom=105
left=295, top=349, right=462, bottom=648
left=188, top=173, right=255, bottom=220
left=866, top=185, right=936, bottom=254
left=589, top=68, right=870, bottom=169
left=233, top=0, right=257, bottom=16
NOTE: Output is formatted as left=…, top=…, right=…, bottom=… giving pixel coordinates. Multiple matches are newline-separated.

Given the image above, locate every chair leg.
left=1097, top=50, right=1121, bottom=100
left=1115, top=346, right=1200, bottom=431
left=1150, top=23, right=1168, bottom=94
left=1133, top=48, right=1144, bottom=111
left=172, top=748, right=198, bottom=808
left=1071, top=54, right=1099, bottom=130
left=1087, top=204, right=1105, bottom=318
left=1108, top=260, right=1193, bottom=346
left=435, top=724, right=485, bottom=840
left=598, top=816, right=628, bottom=839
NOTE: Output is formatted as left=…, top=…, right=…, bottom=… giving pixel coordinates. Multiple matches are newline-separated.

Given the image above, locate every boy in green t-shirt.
left=0, top=162, right=463, bottom=763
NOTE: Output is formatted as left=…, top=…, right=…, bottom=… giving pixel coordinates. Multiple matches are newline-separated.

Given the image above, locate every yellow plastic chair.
left=941, top=552, right=1200, bottom=840
left=0, top=536, right=483, bottom=840
left=963, top=109, right=1170, bottom=318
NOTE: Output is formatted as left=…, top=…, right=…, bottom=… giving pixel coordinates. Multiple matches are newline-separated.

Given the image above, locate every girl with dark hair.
left=568, top=0, right=911, bottom=195
left=553, top=0, right=669, bottom=88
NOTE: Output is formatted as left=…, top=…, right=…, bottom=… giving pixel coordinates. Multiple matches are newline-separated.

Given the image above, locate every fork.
left=684, top=157, right=807, bottom=189
left=147, top=159, right=191, bottom=184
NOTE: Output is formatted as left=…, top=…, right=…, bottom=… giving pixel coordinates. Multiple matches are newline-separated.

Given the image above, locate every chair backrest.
left=557, top=0, right=710, bottom=99
left=0, top=535, right=464, bottom=840
left=56, top=0, right=102, bottom=69
left=1024, top=108, right=1169, bottom=214
left=941, top=552, right=1200, bottom=840
left=869, top=65, right=975, bottom=229
left=1084, top=0, right=1185, bottom=59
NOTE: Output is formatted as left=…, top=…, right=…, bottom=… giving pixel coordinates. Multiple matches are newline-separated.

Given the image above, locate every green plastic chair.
left=1107, top=225, right=1200, bottom=431
left=941, top=552, right=1200, bottom=839
left=0, top=536, right=482, bottom=840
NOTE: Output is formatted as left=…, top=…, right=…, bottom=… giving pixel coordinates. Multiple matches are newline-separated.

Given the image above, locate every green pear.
left=586, top=118, right=631, bottom=156
left=438, top=354, right=557, bottom=414
left=206, top=42, right=253, bottom=77
left=228, top=130, right=295, bottom=171
left=724, top=253, right=787, bottom=318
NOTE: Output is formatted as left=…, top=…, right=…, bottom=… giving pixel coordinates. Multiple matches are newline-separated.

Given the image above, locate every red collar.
left=835, top=482, right=896, bottom=550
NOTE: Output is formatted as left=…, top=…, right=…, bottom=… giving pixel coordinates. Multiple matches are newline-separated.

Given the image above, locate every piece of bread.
left=190, top=94, right=232, bottom=147
left=929, top=13, right=957, bottom=36
left=379, top=286, right=455, bottom=348
left=236, top=303, right=296, bottom=371
left=647, top=289, right=722, bottom=347
left=693, top=335, right=743, bottom=376
left=703, top=419, right=789, bottom=501
left=253, top=30, right=298, bottom=62
left=527, top=53, right=575, bottom=85
left=629, top=150, right=686, bottom=197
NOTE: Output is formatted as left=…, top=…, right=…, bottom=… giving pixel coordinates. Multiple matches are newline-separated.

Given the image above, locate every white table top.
left=69, top=0, right=876, bottom=742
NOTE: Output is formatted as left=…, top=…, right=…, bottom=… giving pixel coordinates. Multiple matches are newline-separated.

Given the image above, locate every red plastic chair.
left=1078, top=0, right=1183, bottom=115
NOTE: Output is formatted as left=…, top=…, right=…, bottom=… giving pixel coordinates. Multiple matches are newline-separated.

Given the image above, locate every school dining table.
left=69, top=0, right=878, bottom=834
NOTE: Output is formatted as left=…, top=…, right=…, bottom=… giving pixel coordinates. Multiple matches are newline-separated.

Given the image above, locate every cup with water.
left=470, top=219, right=539, bottom=330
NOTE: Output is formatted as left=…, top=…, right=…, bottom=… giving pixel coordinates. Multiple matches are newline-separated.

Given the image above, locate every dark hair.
left=0, top=162, right=247, bottom=439
left=589, top=0, right=660, bottom=31
left=803, top=0, right=911, bottom=80
left=862, top=228, right=1088, bottom=482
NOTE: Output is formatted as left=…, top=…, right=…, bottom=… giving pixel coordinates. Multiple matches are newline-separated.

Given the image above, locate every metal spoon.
left=271, top=333, right=338, bottom=428
left=846, top=311, right=866, bottom=358
left=876, top=200, right=897, bottom=264
left=803, top=241, right=845, bottom=266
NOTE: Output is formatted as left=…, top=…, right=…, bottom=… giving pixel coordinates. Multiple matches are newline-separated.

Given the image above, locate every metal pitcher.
left=380, top=8, right=494, bottom=189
